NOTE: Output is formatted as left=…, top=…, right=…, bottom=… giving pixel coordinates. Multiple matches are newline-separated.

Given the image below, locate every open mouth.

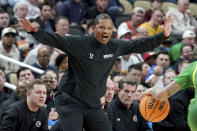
left=101, top=34, right=108, bottom=41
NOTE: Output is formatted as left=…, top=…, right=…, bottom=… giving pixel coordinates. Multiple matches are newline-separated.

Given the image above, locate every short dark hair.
left=26, top=79, right=46, bottom=91
left=55, top=54, right=68, bottom=68
left=55, top=16, right=69, bottom=25
left=0, top=8, right=8, bottom=14
left=94, top=13, right=113, bottom=25
left=128, top=63, right=142, bottom=73
left=156, top=51, right=169, bottom=58
left=17, top=67, right=34, bottom=79
left=180, top=44, right=193, bottom=54
left=39, top=2, right=53, bottom=10
left=118, top=78, right=137, bottom=90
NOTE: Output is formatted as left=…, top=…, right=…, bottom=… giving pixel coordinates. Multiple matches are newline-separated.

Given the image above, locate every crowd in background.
left=0, top=0, right=197, bottom=130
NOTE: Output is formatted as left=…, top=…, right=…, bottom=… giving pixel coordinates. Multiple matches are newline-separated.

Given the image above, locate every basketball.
left=139, top=94, right=170, bottom=122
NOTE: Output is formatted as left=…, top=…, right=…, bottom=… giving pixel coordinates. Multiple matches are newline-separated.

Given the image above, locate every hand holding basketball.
left=139, top=94, right=170, bottom=122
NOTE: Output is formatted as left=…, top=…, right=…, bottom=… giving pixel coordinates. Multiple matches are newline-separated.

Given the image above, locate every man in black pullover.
left=0, top=79, right=48, bottom=131
left=20, top=13, right=172, bottom=131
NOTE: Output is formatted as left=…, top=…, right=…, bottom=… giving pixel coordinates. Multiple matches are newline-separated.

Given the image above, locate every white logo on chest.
left=116, top=118, right=121, bottom=122
left=133, top=115, right=138, bottom=122
left=103, top=54, right=113, bottom=59
left=89, top=53, right=94, bottom=59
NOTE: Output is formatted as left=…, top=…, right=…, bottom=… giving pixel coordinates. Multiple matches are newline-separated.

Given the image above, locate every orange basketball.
left=139, top=94, right=170, bottom=122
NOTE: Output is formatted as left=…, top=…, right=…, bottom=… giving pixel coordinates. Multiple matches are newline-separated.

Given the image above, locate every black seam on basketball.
left=151, top=100, right=170, bottom=122
left=144, top=96, right=149, bottom=118
left=148, top=100, right=159, bottom=121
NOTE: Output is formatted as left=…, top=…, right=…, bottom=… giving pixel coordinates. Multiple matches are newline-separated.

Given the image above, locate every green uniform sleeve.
left=174, top=62, right=197, bottom=89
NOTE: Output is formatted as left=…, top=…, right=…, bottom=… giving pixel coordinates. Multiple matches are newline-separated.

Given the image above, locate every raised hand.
left=20, top=19, right=38, bottom=33
left=163, top=15, right=173, bottom=37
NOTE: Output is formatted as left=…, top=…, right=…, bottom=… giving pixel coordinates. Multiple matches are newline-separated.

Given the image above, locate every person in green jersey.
left=143, top=61, right=197, bottom=131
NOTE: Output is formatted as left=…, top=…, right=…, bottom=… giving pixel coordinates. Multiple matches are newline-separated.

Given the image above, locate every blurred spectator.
left=0, top=79, right=48, bottom=131
left=173, top=44, right=194, bottom=73
left=55, top=16, right=70, bottom=35
left=31, top=46, right=57, bottom=78
left=104, top=78, right=115, bottom=109
left=140, top=8, right=164, bottom=36
left=0, top=9, right=10, bottom=39
left=134, top=84, right=147, bottom=103
left=12, top=0, right=29, bottom=21
left=118, top=26, right=143, bottom=72
left=127, top=64, right=142, bottom=84
left=86, top=20, right=94, bottom=35
left=0, top=81, right=28, bottom=121
left=141, top=62, right=150, bottom=87
left=117, top=25, right=132, bottom=40
left=106, top=78, right=151, bottom=131
left=44, top=70, right=58, bottom=90
left=107, top=0, right=124, bottom=19
left=135, top=25, right=148, bottom=39
left=24, top=44, right=59, bottom=66
left=169, top=30, right=196, bottom=64
left=36, top=3, right=55, bottom=32
left=118, top=7, right=145, bottom=37
left=55, top=54, right=68, bottom=72
left=58, top=0, right=85, bottom=26
left=163, top=69, right=176, bottom=87
left=16, top=67, right=35, bottom=82
left=146, top=51, right=170, bottom=80
left=111, top=74, right=125, bottom=95
left=0, top=27, right=20, bottom=73
left=166, top=0, right=197, bottom=35
left=110, top=57, right=123, bottom=78
left=0, top=67, right=9, bottom=105
left=177, top=60, right=190, bottom=75
left=143, top=0, right=163, bottom=22
left=83, top=0, right=110, bottom=24
left=40, top=73, right=54, bottom=113
left=26, top=0, right=41, bottom=19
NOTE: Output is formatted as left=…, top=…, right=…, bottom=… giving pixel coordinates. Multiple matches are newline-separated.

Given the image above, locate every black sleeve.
left=170, top=100, right=190, bottom=131
left=31, top=28, right=82, bottom=56
left=0, top=107, right=18, bottom=131
left=116, top=32, right=166, bottom=56
left=41, top=108, right=49, bottom=131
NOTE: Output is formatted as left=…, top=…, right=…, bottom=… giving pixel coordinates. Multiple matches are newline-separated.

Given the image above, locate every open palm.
left=163, top=15, right=173, bottom=37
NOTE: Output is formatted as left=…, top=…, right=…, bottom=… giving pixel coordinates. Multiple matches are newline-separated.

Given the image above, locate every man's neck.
left=27, top=98, right=39, bottom=112
left=178, top=7, right=185, bottom=14
left=41, top=17, right=49, bottom=24
left=130, top=21, right=138, bottom=31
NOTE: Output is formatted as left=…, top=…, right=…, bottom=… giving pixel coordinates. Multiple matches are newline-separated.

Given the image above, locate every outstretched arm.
left=20, top=19, right=79, bottom=55
left=117, top=15, right=173, bottom=55
left=143, top=61, right=197, bottom=100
